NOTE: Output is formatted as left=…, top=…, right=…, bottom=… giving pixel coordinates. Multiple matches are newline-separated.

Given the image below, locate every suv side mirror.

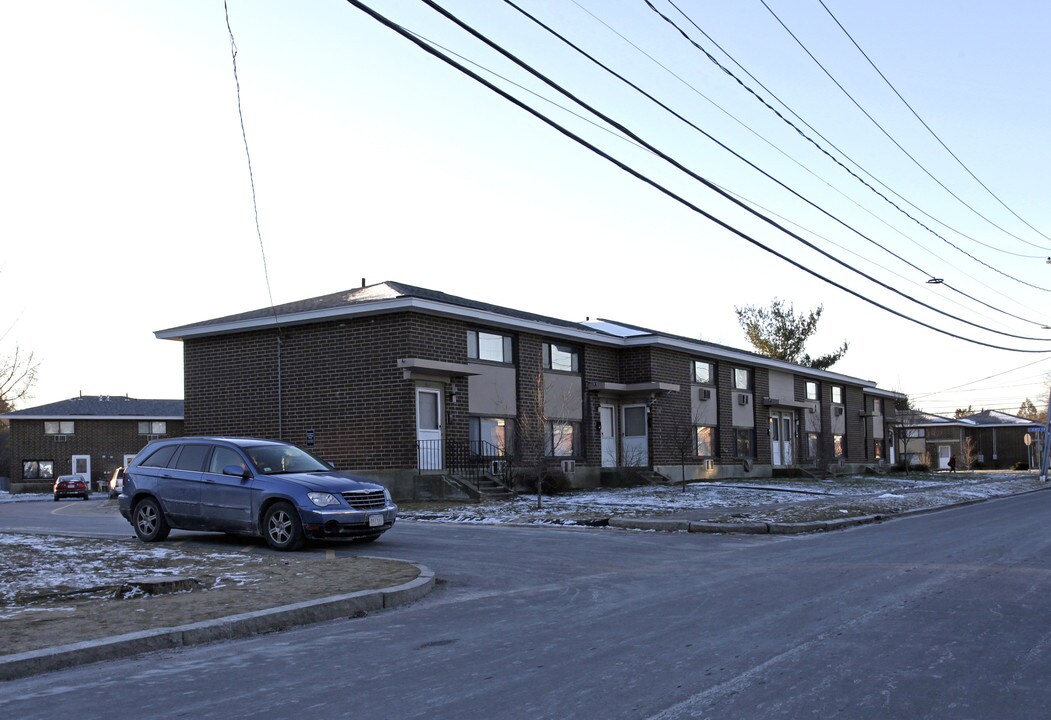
left=223, top=464, right=250, bottom=479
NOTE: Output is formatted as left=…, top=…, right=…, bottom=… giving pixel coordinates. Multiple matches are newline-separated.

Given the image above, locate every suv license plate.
left=368, top=514, right=384, bottom=527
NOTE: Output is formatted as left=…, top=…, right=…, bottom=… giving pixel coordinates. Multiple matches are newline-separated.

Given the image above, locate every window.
left=735, top=428, right=754, bottom=458
left=22, top=460, right=55, bottom=480
left=805, top=381, right=818, bottom=401
left=468, top=330, right=513, bottom=363
left=873, top=398, right=882, bottom=415
left=543, top=343, right=579, bottom=372
left=546, top=421, right=580, bottom=457
left=469, top=417, right=512, bottom=455
left=696, top=426, right=715, bottom=457
left=44, top=421, right=74, bottom=435
left=905, top=428, right=926, bottom=439
left=172, top=444, right=211, bottom=471
left=140, top=444, right=178, bottom=469
left=734, top=368, right=751, bottom=390
left=834, top=434, right=845, bottom=459
left=831, top=386, right=844, bottom=404
left=807, top=432, right=820, bottom=460
left=138, top=421, right=167, bottom=435
left=873, top=441, right=883, bottom=459
left=694, top=361, right=713, bottom=384
left=209, top=447, right=247, bottom=474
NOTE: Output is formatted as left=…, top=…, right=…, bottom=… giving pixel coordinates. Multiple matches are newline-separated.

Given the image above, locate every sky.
left=2, top=0, right=1050, bottom=416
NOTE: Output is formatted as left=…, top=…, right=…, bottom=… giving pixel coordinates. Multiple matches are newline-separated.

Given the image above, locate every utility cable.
left=817, top=0, right=1051, bottom=245
left=343, top=0, right=1051, bottom=352
left=759, top=0, right=1046, bottom=250
left=653, top=0, right=1051, bottom=274
left=504, top=0, right=1051, bottom=329
left=410, top=0, right=1051, bottom=342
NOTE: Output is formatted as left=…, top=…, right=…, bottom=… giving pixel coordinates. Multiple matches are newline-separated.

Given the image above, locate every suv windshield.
left=244, top=444, right=330, bottom=475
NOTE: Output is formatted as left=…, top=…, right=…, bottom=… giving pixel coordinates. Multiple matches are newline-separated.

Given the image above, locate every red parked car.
left=54, top=475, right=90, bottom=501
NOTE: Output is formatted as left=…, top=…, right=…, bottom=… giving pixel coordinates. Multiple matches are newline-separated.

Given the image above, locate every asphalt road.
left=3, top=493, right=1051, bottom=718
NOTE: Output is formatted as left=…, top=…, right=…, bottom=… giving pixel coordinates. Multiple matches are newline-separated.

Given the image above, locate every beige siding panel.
left=544, top=372, right=583, bottom=421
left=467, top=364, right=518, bottom=416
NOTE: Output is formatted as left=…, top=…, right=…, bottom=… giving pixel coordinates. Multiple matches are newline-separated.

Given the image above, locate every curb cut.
left=0, top=562, right=435, bottom=682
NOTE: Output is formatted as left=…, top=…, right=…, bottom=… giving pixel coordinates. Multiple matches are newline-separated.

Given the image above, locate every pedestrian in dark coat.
left=948, top=454, right=957, bottom=472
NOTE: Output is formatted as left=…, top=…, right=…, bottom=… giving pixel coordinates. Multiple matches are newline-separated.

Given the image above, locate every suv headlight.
left=308, top=492, right=340, bottom=508
left=383, top=488, right=392, bottom=504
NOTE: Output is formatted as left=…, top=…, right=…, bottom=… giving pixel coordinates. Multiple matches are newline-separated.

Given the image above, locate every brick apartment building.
left=1, top=396, right=184, bottom=493
left=154, top=281, right=902, bottom=500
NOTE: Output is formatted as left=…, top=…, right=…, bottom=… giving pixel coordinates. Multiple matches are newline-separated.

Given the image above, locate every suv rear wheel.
left=133, top=497, right=171, bottom=542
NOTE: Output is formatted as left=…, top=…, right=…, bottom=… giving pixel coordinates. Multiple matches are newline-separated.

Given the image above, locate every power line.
left=759, top=0, right=1048, bottom=251
left=505, top=0, right=1051, bottom=330
left=344, top=0, right=1051, bottom=352
left=817, top=0, right=1051, bottom=246
left=650, top=0, right=1051, bottom=285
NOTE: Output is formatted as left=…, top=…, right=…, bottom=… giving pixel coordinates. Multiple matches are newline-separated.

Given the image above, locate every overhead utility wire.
left=664, top=0, right=1047, bottom=260
left=343, top=0, right=1049, bottom=352
left=654, top=0, right=1051, bottom=277
left=818, top=0, right=1051, bottom=245
left=759, top=0, right=1047, bottom=251
left=505, top=0, right=1049, bottom=329
left=412, top=0, right=1051, bottom=344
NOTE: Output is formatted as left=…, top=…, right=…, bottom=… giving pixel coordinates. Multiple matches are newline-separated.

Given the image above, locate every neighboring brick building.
left=1, top=396, right=184, bottom=493
left=898, top=409, right=1043, bottom=470
left=157, top=281, right=903, bottom=499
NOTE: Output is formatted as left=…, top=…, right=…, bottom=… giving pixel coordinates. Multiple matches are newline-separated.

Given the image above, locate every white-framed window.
left=905, top=428, right=926, bottom=438
left=805, top=381, right=818, bottom=401
left=22, top=460, right=55, bottom=479
left=468, top=330, right=513, bottom=363
left=138, top=421, right=167, bottom=435
left=873, top=398, right=882, bottom=415
left=831, top=385, right=844, bottom=404
left=696, top=426, right=716, bottom=457
left=44, top=421, right=74, bottom=435
left=734, top=368, right=751, bottom=391
left=694, top=361, right=714, bottom=384
left=543, top=342, right=579, bottom=372
left=807, top=432, right=820, bottom=459
left=546, top=421, right=580, bottom=457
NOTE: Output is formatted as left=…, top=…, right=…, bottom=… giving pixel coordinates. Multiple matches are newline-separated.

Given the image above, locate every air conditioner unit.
left=704, top=459, right=715, bottom=471
left=738, top=394, right=750, bottom=406
left=561, top=459, right=576, bottom=475
left=490, top=459, right=507, bottom=475
left=835, top=406, right=844, bottom=416
left=54, top=435, right=68, bottom=443
left=699, top=388, right=711, bottom=401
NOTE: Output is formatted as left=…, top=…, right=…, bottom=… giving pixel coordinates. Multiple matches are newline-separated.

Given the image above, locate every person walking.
left=948, top=454, right=957, bottom=473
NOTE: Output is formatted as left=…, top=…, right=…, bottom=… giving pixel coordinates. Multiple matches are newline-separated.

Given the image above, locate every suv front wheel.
left=263, top=501, right=305, bottom=551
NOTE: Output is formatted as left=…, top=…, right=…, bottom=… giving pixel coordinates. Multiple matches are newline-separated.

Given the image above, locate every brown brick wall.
left=8, top=418, right=185, bottom=487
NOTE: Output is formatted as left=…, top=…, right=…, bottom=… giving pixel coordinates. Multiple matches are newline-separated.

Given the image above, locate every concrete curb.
left=0, top=562, right=435, bottom=682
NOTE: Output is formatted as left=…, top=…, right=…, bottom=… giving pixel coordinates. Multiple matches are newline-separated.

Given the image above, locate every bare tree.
left=959, top=436, right=978, bottom=471
left=514, top=371, right=578, bottom=510
left=0, top=345, right=39, bottom=413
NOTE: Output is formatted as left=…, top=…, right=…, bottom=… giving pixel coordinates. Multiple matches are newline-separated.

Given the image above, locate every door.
left=769, top=412, right=795, bottom=467
left=938, top=445, right=951, bottom=470
left=600, top=404, right=617, bottom=467
left=71, top=454, right=91, bottom=487
left=622, top=404, right=649, bottom=467
left=200, top=445, right=255, bottom=532
left=416, top=388, right=443, bottom=471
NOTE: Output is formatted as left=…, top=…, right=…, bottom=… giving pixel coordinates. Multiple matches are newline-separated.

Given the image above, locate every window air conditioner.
left=704, top=459, right=715, bottom=471
left=561, top=459, right=576, bottom=475
left=835, top=406, right=844, bottom=416
left=490, top=459, right=506, bottom=475
left=54, top=435, right=68, bottom=443
left=699, top=388, right=711, bottom=401
left=738, top=394, right=749, bottom=406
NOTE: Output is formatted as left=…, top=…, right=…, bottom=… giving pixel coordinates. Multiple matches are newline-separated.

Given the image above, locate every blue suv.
left=118, top=437, right=397, bottom=551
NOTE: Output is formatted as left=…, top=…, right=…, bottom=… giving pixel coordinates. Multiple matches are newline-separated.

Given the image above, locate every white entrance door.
left=72, top=454, right=91, bottom=485
left=600, top=404, right=617, bottom=467
left=416, top=388, right=443, bottom=471
left=622, top=404, right=648, bottom=467
left=938, top=445, right=950, bottom=470
left=769, top=412, right=794, bottom=467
